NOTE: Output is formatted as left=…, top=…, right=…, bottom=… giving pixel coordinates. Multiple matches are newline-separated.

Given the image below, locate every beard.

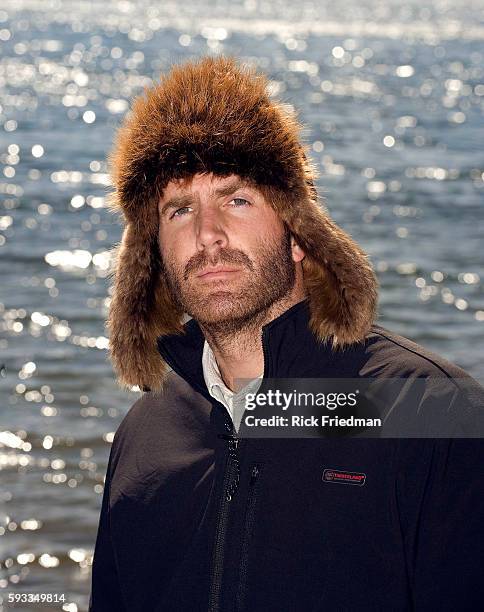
left=160, top=225, right=296, bottom=335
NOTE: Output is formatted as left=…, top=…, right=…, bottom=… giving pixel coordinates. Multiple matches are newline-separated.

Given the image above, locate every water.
left=1, top=0, right=483, bottom=610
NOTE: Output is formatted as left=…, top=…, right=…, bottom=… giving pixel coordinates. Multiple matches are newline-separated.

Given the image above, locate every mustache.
left=183, top=249, right=254, bottom=281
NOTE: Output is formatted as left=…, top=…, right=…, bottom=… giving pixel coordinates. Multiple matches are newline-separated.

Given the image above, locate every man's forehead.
left=160, top=173, right=257, bottom=199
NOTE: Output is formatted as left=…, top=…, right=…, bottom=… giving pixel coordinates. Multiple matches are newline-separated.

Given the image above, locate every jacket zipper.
left=235, top=463, right=263, bottom=612
left=261, top=327, right=271, bottom=383
left=209, top=331, right=270, bottom=611
left=209, top=420, right=241, bottom=612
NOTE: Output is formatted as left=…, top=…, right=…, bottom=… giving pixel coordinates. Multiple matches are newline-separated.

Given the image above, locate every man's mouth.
left=196, top=266, right=241, bottom=279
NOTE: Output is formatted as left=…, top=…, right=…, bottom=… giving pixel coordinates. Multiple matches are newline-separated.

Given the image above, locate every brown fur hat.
left=105, top=54, right=379, bottom=393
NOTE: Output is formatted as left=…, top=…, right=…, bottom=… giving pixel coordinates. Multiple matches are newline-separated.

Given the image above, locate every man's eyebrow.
left=159, top=179, right=253, bottom=217
left=214, top=179, right=252, bottom=198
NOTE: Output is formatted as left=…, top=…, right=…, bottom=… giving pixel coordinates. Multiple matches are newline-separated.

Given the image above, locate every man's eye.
left=171, top=206, right=191, bottom=218
left=170, top=199, right=250, bottom=219
left=230, top=198, right=250, bottom=207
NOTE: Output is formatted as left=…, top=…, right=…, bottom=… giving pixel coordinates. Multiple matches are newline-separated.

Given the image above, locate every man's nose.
left=195, top=208, right=228, bottom=252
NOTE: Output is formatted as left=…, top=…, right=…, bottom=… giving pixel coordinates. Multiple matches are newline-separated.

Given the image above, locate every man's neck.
left=199, top=291, right=307, bottom=392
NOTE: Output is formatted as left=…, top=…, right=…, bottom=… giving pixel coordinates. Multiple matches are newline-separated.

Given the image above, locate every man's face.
left=158, top=172, right=304, bottom=329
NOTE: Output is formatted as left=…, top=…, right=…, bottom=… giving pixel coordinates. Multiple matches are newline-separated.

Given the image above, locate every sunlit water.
left=1, top=0, right=483, bottom=610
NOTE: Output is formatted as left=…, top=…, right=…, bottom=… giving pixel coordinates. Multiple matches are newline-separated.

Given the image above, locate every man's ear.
left=290, top=234, right=306, bottom=263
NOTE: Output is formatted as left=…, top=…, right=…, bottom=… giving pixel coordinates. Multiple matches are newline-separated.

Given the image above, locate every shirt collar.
left=202, top=339, right=234, bottom=400
left=202, top=338, right=263, bottom=396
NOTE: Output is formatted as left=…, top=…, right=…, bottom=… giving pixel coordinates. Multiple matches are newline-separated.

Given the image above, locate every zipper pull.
left=217, top=433, right=239, bottom=450
left=249, top=465, right=259, bottom=486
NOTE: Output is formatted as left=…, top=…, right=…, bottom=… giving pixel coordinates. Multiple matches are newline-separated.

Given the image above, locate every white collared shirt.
left=202, top=340, right=263, bottom=432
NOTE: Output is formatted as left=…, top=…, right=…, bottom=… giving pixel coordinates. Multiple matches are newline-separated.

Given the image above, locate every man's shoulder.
left=112, top=369, right=211, bottom=450
left=105, top=370, right=214, bottom=498
left=359, top=323, right=484, bottom=413
left=364, top=323, right=473, bottom=380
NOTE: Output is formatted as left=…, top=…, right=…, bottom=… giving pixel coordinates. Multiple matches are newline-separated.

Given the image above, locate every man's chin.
left=193, top=295, right=238, bottom=317
left=186, top=292, right=254, bottom=325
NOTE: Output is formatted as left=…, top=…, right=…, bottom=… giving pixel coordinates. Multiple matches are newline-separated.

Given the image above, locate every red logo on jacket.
left=322, top=468, right=366, bottom=486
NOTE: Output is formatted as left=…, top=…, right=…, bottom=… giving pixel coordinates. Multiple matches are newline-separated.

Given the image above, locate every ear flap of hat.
left=257, top=151, right=379, bottom=352
left=293, top=205, right=379, bottom=349
left=105, top=197, right=185, bottom=393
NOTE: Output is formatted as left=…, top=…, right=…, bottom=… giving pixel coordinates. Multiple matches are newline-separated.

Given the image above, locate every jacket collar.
left=156, top=297, right=335, bottom=403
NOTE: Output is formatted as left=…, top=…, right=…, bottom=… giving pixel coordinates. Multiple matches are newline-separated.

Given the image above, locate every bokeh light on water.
left=1, top=0, right=483, bottom=609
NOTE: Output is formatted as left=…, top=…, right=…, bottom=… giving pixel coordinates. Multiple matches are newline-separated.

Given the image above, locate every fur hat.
left=105, top=55, right=379, bottom=393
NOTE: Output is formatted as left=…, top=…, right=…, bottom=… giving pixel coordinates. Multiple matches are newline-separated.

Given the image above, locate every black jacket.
left=89, top=299, right=484, bottom=611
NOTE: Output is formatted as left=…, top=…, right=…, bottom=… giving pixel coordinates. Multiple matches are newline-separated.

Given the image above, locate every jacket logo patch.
left=322, top=468, right=366, bottom=486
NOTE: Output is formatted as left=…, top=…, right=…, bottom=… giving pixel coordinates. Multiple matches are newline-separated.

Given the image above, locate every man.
left=89, top=55, right=484, bottom=611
